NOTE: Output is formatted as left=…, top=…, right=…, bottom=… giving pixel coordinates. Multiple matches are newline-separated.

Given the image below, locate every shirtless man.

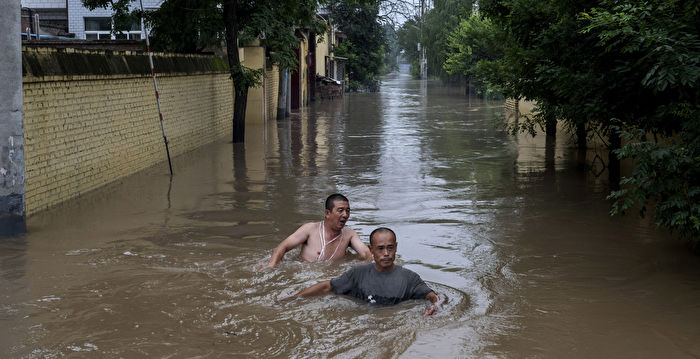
left=263, top=194, right=371, bottom=268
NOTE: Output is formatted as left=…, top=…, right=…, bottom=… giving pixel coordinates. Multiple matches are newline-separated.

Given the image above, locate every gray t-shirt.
left=330, top=263, right=433, bottom=305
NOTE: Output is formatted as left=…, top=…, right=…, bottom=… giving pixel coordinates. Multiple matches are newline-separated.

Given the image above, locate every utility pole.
left=0, top=0, right=27, bottom=235
left=419, top=0, right=427, bottom=79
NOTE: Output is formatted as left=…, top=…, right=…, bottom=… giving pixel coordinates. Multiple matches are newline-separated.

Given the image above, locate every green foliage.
left=397, top=18, right=420, bottom=64
left=479, top=0, right=610, bottom=137
left=230, top=65, right=264, bottom=89
left=144, top=0, right=223, bottom=53
left=396, top=0, right=472, bottom=79
left=333, top=40, right=358, bottom=83
left=581, top=2, right=700, bottom=92
left=476, top=0, right=700, bottom=242
left=608, top=117, right=700, bottom=246
left=409, top=58, right=420, bottom=77
left=85, top=0, right=324, bottom=142
left=83, top=0, right=325, bottom=71
left=443, top=15, right=504, bottom=95
left=83, top=0, right=141, bottom=36
left=83, top=0, right=222, bottom=53
left=580, top=0, right=700, bottom=244
left=383, top=23, right=399, bottom=73
left=331, top=0, right=386, bottom=91
left=242, top=1, right=327, bottom=71
left=580, top=0, right=700, bottom=134
left=422, top=0, right=472, bottom=79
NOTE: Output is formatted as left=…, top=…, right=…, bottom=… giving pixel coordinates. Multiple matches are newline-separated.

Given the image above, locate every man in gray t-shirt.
left=294, top=227, right=441, bottom=316
left=330, top=263, right=433, bottom=305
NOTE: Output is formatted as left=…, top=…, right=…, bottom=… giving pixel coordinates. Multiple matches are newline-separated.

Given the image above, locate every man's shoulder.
left=393, top=265, right=421, bottom=278
left=298, top=221, right=320, bottom=231
left=342, top=263, right=374, bottom=276
left=350, top=263, right=374, bottom=272
left=333, top=263, right=372, bottom=286
left=341, top=226, right=358, bottom=236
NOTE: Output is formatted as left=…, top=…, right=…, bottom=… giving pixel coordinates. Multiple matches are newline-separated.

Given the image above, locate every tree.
left=396, top=18, right=421, bottom=77
left=383, top=23, right=400, bottom=73
left=222, top=1, right=325, bottom=142
left=395, top=0, right=472, bottom=80
left=443, top=14, right=504, bottom=97
left=475, top=0, right=700, bottom=245
left=144, top=0, right=223, bottom=53
left=422, top=0, right=472, bottom=80
left=479, top=0, right=620, bottom=151
left=83, top=0, right=324, bottom=143
left=331, top=0, right=386, bottom=91
left=582, top=0, right=700, bottom=246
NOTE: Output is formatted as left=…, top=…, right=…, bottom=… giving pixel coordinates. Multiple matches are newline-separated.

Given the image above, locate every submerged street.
left=2, top=70, right=700, bottom=358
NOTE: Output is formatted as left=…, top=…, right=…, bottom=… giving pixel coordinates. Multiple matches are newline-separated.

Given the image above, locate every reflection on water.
left=1, top=71, right=700, bottom=358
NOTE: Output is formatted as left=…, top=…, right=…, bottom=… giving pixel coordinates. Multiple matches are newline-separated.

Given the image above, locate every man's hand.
left=423, top=291, right=441, bottom=316
left=423, top=304, right=438, bottom=316
left=257, top=263, right=274, bottom=271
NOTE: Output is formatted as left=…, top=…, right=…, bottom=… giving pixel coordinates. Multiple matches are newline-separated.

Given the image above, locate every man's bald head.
left=369, top=227, right=396, bottom=246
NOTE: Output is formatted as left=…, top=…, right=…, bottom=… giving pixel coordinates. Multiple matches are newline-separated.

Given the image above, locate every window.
left=84, top=17, right=111, bottom=40
left=116, top=20, right=142, bottom=40
left=84, top=17, right=143, bottom=40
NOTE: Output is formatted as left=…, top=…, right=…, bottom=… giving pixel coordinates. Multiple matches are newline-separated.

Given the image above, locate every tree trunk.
left=608, top=130, right=621, bottom=187
left=233, top=86, right=248, bottom=142
left=545, top=117, right=557, bottom=139
left=576, top=121, right=586, bottom=149
left=223, top=0, right=246, bottom=143
left=467, top=77, right=471, bottom=107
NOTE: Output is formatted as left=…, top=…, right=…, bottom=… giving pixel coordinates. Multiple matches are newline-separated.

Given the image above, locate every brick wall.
left=22, top=47, right=234, bottom=215
left=504, top=98, right=519, bottom=113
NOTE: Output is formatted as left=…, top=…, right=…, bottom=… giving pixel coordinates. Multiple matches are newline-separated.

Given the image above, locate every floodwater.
left=2, top=70, right=700, bottom=358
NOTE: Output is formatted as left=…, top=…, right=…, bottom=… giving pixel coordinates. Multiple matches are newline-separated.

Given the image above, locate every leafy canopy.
left=475, top=0, right=700, bottom=244
left=443, top=14, right=504, bottom=96
left=331, top=0, right=386, bottom=91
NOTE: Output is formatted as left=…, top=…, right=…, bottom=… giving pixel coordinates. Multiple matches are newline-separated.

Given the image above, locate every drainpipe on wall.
left=276, top=69, right=288, bottom=121
left=34, top=13, right=40, bottom=39
left=0, top=0, right=27, bottom=235
left=286, top=69, right=291, bottom=116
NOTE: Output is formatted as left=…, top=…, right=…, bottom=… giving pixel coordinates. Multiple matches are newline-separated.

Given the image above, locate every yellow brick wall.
left=22, top=72, right=233, bottom=215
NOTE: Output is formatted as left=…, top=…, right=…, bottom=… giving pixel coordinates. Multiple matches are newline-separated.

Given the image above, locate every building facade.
left=21, top=0, right=163, bottom=39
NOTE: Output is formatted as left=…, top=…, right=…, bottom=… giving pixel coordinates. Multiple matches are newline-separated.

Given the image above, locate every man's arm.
left=295, top=280, right=333, bottom=297
left=348, top=230, right=372, bottom=260
left=264, top=223, right=314, bottom=268
left=423, top=291, right=441, bottom=316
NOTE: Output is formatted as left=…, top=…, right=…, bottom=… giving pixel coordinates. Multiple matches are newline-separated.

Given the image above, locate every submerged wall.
left=22, top=47, right=235, bottom=215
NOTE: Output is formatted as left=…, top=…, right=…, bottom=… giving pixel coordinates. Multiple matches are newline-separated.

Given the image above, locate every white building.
left=21, top=0, right=163, bottom=39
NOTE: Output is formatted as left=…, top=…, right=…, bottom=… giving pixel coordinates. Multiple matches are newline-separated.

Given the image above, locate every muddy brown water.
left=2, top=71, right=700, bottom=358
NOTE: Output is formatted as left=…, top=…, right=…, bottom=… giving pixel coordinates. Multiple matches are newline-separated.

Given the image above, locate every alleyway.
left=2, top=70, right=700, bottom=358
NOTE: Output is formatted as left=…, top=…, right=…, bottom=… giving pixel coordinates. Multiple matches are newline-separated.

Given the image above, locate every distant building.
left=313, top=7, right=347, bottom=98
left=20, top=0, right=163, bottom=40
